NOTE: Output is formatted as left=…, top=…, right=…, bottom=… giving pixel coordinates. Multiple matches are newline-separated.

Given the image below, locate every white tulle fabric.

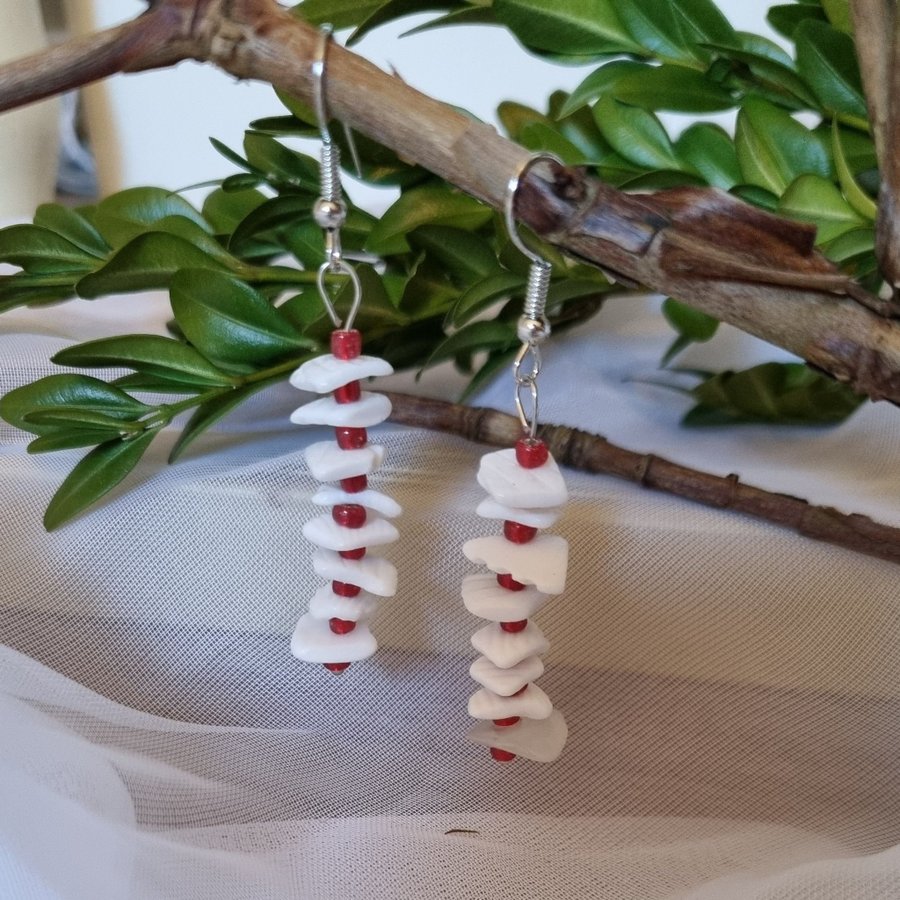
left=2, top=289, right=900, bottom=898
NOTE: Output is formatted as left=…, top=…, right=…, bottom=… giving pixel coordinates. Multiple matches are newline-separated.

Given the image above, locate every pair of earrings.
left=288, top=28, right=568, bottom=764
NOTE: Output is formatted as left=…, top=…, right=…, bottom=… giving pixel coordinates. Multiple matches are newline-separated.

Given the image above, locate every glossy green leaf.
left=242, top=133, right=319, bottom=192
left=558, top=61, right=641, bottom=117
left=593, top=97, right=683, bottom=171
left=348, top=0, right=467, bottom=44
left=409, top=225, right=499, bottom=281
left=663, top=297, right=719, bottom=342
left=0, top=225, right=98, bottom=275
left=832, top=121, right=877, bottom=220
left=778, top=174, right=866, bottom=243
left=497, top=101, right=551, bottom=142
left=0, top=273, right=77, bottom=312
left=293, top=0, right=384, bottom=28
left=735, top=98, right=831, bottom=195
left=222, top=173, right=263, bottom=193
left=402, top=6, right=498, bottom=37
left=675, top=123, right=741, bottom=188
left=767, top=3, right=828, bottom=40
left=493, top=0, right=641, bottom=57
left=822, top=0, right=852, bottom=33
left=201, top=187, right=267, bottom=237
left=228, top=195, right=312, bottom=254
left=27, top=430, right=130, bottom=454
left=53, top=335, right=237, bottom=388
left=671, top=0, right=738, bottom=47
left=449, top=271, right=524, bottom=327
left=685, top=362, right=864, bottom=426
left=75, top=232, right=235, bottom=298
left=615, top=64, right=735, bottom=112
left=795, top=20, right=867, bottom=120
left=93, top=187, right=210, bottom=249
left=0, top=373, right=151, bottom=437
left=33, top=204, right=109, bottom=256
left=43, top=430, right=157, bottom=530
left=422, top=320, right=517, bottom=372
left=615, top=0, right=703, bottom=64
left=169, top=268, right=314, bottom=367
left=23, top=407, right=142, bottom=432
left=819, top=226, right=875, bottom=263
left=366, top=185, right=493, bottom=255
left=518, top=122, right=592, bottom=164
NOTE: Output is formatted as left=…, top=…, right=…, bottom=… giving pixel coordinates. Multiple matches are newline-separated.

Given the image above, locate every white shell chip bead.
left=476, top=448, right=568, bottom=508
left=469, top=710, right=568, bottom=764
left=290, top=354, right=394, bottom=393
left=290, top=614, right=378, bottom=663
left=302, top=514, right=399, bottom=552
left=304, top=442, right=385, bottom=482
left=312, top=549, right=398, bottom=598
left=462, top=534, right=569, bottom=595
left=475, top=497, right=562, bottom=529
left=312, top=486, right=402, bottom=519
left=461, top=573, right=548, bottom=622
left=468, top=684, right=553, bottom=721
left=469, top=654, right=545, bottom=696
left=308, top=585, right=379, bottom=622
left=290, top=392, right=392, bottom=428
left=470, top=621, right=550, bottom=669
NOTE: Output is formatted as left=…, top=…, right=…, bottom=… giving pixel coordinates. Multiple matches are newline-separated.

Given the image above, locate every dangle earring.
left=462, top=157, right=569, bottom=763
left=289, top=26, right=401, bottom=674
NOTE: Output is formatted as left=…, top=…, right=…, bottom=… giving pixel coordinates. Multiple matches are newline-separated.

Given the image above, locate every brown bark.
left=1, top=0, right=900, bottom=405
left=386, top=391, right=900, bottom=567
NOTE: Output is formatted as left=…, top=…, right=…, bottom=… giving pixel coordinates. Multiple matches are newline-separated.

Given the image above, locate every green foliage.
left=0, top=0, right=882, bottom=525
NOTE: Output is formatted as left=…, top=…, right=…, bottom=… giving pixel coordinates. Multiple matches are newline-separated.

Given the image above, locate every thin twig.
left=386, top=391, right=900, bottom=566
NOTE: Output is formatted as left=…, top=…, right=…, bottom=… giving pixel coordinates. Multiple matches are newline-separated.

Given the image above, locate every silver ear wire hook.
left=311, top=24, right=362, bottom=331
left=505, top=154, right=559, bottom=438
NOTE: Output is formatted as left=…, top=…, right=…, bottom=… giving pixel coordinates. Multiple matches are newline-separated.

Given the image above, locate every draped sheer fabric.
left=2, top=290, right=900, bottom=899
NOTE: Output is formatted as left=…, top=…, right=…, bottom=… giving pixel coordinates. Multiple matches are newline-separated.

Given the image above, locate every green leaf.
left=819, top=226, right=875, bottom=263
left=822, top=0, right=852, bottom=33
left=76, top=232, right=235, bottom=298
left=778, top=174, right=866, bottom=243
left=0, top=225, right=98, bottom=275
left=795, top=20, right=867, bottom=121
left=615, top=0, right=703, bottom=64
left=222, top=173, right=263, bottom=193
left=294, top=0, right=384, bottom=29
left=661, top=298, right=719, bottom=366
left=409, top=225, right=499, bottom=281
left=518, top=122, right=592, bottom=164
left=450, top=271, right=525, bottom=326
left=0, top=373, right=151, bottom=436
left=53, top=335, right=237, bottom=388
left=169, top=268, right=315, bottom=367
left=27, top=430, right=131, bottom=454
left=593, top=97, right=683, bottom=171
left=832, top=121, right=877, bottom=220
left=675, top=123, right=741, bottom=188
left=498, top=101, right=551, bottom=143
left=93, top=187, right=210, bottom=249
left=493, top=0, right=641, bottom=57
left=242, top=132, right=319, bottom=192
left=558, top=61, right=640, bottom=117
left=201, top=187, right=267, bottom=237
left=685, top=362, right=864, bottom=426
left=348, top=0, right=467, bottom=44
left=614, top=64, right=735, bottom=112
left=168, top=380, right=278, bottom=463
left=735, top=98, right=831, bottom=195
left=228, top=195, right=312, bottom=254
left=366, top=185, right=493, bottom=255
left=402, top=6, right=498, bottom=37
left=422, top=320, right=517, bottom=372
left=0, top=273, right=77, bottom=312
left=23, top=407, right=142, bottom=432
left=33, top=204, right=109, bottom=256
left=43, top=431, right=157, bottom=530
left=767, top=3, right=828, bottom=40
left=671, top=0, right=739, bottom=46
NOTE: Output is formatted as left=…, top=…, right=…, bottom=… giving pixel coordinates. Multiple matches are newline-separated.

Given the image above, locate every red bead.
left=493, top=716, right=521, bottom=727
left=340, top=475, right=368, bottom=493
left=490, top=747, right=516, bottom=763
left=332, top=504, right=366, bottom=528
left=333, top=381, right=361, bottom=404
left=329, top=617, right=356, bottom=635
left=339, top=547, right=367, bottom=561
left=516, top=437, right=549, bottom=469
left=324, top=662, right=351, bottom=674
left=332, top=580, right=361, bottom=597
left=503, top=520, right=537, bottom=544
left=497, top=573, right=525, bottom=592
left=331, top=329, right=362, bottom=360
left=511, top=685, right=528, bottom=697
left=501, top=620, right=528, bottom=633
left=335, top=426, right=368, bottom=450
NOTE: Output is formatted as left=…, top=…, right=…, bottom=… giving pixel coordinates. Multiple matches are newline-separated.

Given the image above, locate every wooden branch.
left=386, top=391, right=900, bottom=567
left=3, top=0, right=900, bottom=405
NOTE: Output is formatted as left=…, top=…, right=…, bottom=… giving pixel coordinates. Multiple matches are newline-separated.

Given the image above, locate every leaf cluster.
left=0, top=0, right=878, bottom=526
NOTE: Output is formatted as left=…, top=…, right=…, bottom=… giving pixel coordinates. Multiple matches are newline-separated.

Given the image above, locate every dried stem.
left=386, top=391, right=900, bottom=566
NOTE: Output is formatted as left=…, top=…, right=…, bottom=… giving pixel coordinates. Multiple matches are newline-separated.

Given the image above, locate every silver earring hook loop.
left=505, top=154, right=559, bottom=437
left=311, top=24, right=362, bottom=332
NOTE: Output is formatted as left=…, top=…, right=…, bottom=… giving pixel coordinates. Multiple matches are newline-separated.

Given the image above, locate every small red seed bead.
left=324, top=662, right=351, bottom=674
left=333, top=381, right=361, bottom=404
left=339, top=547, right=367, bottom=561
left=490, top=747, right=516, bottom=762
left=332, top=580, right=361, bottom=598
left=497, top=573, right=526, bottom=592
left=331, top=329, right=362, bottom=360
left=329, top=617, right=357, bottom=635
left=335, top=426, right=368, bottom=450
left=493, top=716, right=521, bottom=727
left=340, top=475, right=368, bottom=493
left=511, top=685, right=528, bottom=697
left=332, top=504, right=366, bottom=528
left=503, top=520, right=538, bottom=544
left=501, top=619, right=528, bottom=633
left=516, top=437, right=549, bottom=469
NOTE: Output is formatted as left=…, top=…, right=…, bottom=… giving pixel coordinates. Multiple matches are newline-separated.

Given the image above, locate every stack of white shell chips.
left=289, top=329, right=401, bottom=674
left=462, top=436, right=569, bottom=763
